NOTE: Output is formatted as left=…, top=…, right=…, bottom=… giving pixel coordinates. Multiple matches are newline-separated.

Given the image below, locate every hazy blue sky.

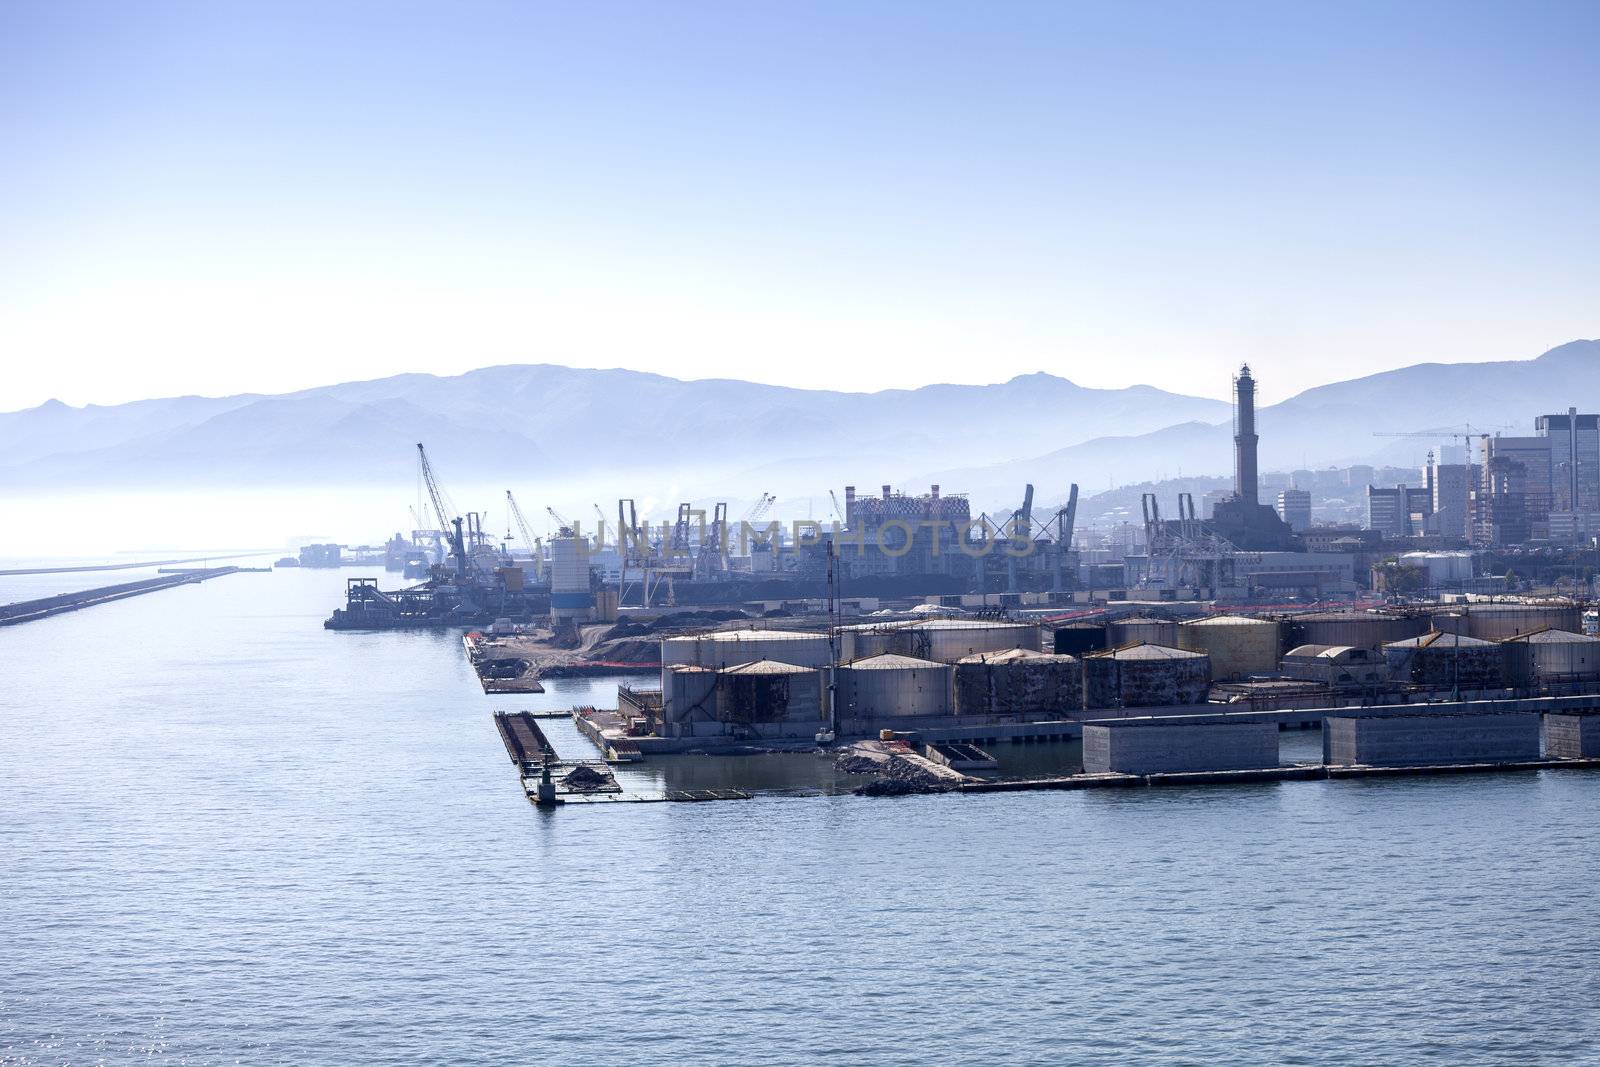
left=2, top=0, right=1596, bottom=411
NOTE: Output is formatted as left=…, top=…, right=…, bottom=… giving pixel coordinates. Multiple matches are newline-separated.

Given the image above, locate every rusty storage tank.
left=1083, top=643, right=1210, bottom=708
left=834, top=653, right=953, bottom=719
left=1177, top=615, right=1280, bottom=679
left=661, top=627, right=833, bottom=669
left=1384, top=631, right=1505, bottom=688
left=1050, top=620, right=1108, bottom=656
left=954, top=648, right=1082, bottom=718
left=713, top=660, right=823, bottom=734
left=1432, top=603, right=1582, bottom=641
left=889, top=618, right=1040, bottom=663
left=1287, top=611, right=1426, bottom=651
left=660, top=664, right=719, bottom=733
left=1107, top=617, right=1179, bottom=647
left=1501, top=629, right=1600, bottom=685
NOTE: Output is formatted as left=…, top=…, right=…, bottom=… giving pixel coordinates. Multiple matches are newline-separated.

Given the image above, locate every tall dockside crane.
left=417, top=442, right=467, bottom=580
left=506, top=490, right=545, bottom=581
left=1006, top=483, right=1034, bottom=593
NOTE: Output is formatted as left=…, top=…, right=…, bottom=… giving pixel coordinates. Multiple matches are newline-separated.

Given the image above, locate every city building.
left=1276, top=488, right=1312, bottom=532
left=1367, top=485, right=1432, bottom=538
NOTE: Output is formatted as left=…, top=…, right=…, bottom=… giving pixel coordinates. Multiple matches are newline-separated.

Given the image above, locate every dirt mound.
left=561, top=765, right=612, bottom=790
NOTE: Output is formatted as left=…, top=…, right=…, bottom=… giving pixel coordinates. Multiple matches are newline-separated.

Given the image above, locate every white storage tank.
left=661, top=628, right=834, bottom=669
left=837, top=622, right=905, bottom=662
left=1177, top=615, right=1280, bottom=679
left=835, top=653, right=953, bottom=719
left=548, top=529, right=594, bottom=624
left=889, top=619, right=1041, bottom=663
left=1501, top=628, right=1600, bottom=684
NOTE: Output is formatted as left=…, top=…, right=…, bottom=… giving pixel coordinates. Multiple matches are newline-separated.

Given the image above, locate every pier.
left=0, top=567, right=252, bottom=627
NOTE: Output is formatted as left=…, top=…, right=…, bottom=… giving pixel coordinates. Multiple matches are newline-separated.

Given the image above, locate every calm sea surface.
left=2, top=568, right=1598, bottom=1065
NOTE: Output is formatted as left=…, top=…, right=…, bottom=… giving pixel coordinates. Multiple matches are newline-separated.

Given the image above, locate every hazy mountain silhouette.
left=3, top=341, right=1594, bottom=512
left=0, top=366, right=1227, bottom=490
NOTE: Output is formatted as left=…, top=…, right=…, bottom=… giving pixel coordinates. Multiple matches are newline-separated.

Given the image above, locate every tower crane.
left=417, top=442, right=467, bottom=580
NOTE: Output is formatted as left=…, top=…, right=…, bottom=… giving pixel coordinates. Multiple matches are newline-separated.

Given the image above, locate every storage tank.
left=889, top=619, right=1041, bottom=663
left=1501, top=629, right=1600, bottom=685
left=1050, top=621, right=1108, bottom=656
left=661, top=628, right=833, bottom=669
left=1432, top=603, right=1582, bottom=641
left=1177, top=615, right=1280, bottom=679
left=1287, top=611, right=1426, bottom=651
left=660, top=664, right=718, bottom=730
left=954, top=648, right=1082, bottom=718
left=1083, top=643, right=1210, bottom=708
left=548, top=529, right=593, bottom=625
left=713, top=660, right=823, bottom=731
left=1107, top=617, right=1179, bottom=647
left=837, top=622, right=904, bottom=662
left=834, top=653, right=953, bottom=719
left=1383, top=631, right=1504, bottom=688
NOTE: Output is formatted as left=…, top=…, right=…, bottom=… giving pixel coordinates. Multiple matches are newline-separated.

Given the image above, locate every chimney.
left=882, top=484, right=891, bottom=500
left=931, top=484, right=940, bottom=499
left=1234, top=363, right=1259, bottom=506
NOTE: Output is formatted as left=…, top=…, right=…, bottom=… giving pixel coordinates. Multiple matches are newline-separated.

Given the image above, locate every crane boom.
left=417, top=443, right=466, bottom=579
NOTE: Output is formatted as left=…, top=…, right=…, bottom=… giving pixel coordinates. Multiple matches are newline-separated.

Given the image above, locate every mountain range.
left=3, top=339, right=1596, bottom=520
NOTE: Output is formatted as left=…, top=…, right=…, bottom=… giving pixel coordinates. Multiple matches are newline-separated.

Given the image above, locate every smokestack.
left=1234, top=363, right=1259, bottom=506
left=882, top=484, right=891, bottom=500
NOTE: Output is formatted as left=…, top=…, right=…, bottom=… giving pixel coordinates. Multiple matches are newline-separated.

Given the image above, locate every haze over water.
left=2, top=568, right=1597, bottom=1064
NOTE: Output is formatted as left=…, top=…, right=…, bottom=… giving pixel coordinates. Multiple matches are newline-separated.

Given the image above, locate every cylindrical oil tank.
left=713, top=660, right=823, bottom=727
left=889, top=619, right=1040, bottom=663
left=1177, top=615, right=1280, bottom=679
left=834, top=653, right=953, bottom=718
left=660, top=628, right=833, bottom=669
left=837, top=623, right=903, bottom=662
left=1083, top=644, right=1210, bottom=708
left=1433, top=603, right=1582, bottom=641
left=1107, top=617, right=1179, bottom=647
left=1502, top=629, right=1600, bottom=684
left=661, top=664, right=718, bottom=725
left=1288, top=611, right=1426, bottom=651
left=954, top=648, right=1082, bottom=717
left=1383, top=632, right=1504, bottom=688
left=1051, top=621, right=1108, bottom=656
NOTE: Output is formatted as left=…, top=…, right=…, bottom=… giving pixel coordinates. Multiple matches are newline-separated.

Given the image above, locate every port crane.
left=505, top=490, right=545, bottom=581
left=417, top=442, right=467, bottom=580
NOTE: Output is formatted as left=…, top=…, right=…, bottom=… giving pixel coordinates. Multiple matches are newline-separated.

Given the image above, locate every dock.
left=492, top=711, right=750, bottom=805
left=0, top=566, right=251, bottom=627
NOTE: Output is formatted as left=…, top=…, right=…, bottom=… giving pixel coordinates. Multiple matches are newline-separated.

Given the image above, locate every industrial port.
left=281, top=364, right=1600, bottom=804
left=17, top=364, right=1595, bottom=803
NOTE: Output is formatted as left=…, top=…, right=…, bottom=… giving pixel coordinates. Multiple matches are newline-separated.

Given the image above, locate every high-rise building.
left=1367, top=485, right=1432, bottom=538
left=1428, top=458, right=1473, bottom=541
left=1536, top=409, right=1600, bottom=540
left=1276, top=488, right=1312, bottom=531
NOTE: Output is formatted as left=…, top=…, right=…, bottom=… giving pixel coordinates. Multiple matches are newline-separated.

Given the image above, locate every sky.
left=2, top=0, right=1597, bottom=413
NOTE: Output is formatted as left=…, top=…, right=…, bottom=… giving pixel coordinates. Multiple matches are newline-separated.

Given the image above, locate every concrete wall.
left=1325, top=712, right=1541, bottom=766
left=1082, top=721, right=1280, bottom=775
left=1542, top=713, right=1600, bottom=758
